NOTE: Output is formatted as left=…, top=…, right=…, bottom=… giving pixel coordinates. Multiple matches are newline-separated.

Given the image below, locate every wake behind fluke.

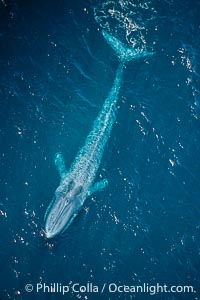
left=44, top=30, right=153, bottom=239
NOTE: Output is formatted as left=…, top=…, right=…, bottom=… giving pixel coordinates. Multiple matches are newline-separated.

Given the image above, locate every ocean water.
left=0, top=0, right=200, bottom=299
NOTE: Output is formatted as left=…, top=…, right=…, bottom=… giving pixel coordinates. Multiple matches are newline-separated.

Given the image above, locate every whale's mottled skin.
left=44, top=31, right=153, bottom=238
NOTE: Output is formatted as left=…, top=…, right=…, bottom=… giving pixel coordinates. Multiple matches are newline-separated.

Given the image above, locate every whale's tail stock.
left=102, top=30, right=154, bottom=62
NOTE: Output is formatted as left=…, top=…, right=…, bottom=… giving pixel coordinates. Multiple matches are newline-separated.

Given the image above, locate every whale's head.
left=44, top=179, right=84, bottom=239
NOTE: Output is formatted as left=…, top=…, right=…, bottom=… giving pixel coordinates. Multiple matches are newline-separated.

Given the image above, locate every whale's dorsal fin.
left=87, top=179, right=108, bottom=197
left=54, top=152, right=67, bottom=180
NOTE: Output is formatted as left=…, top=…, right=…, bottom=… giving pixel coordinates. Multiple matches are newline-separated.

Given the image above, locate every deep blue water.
left=0, top=0, right=200, bottom=299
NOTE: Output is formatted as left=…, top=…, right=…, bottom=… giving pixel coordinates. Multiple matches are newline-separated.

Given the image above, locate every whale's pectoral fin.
left=54, top=152, right=67, bottom=179
left=87, top=179, right=108, bottom=197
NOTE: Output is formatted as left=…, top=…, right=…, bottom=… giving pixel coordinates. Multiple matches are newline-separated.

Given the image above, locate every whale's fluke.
left=102, top=30, right=154, bottom=62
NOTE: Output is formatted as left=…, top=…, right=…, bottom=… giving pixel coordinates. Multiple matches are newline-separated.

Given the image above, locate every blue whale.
left=44, top=31, right=153, bottom=238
